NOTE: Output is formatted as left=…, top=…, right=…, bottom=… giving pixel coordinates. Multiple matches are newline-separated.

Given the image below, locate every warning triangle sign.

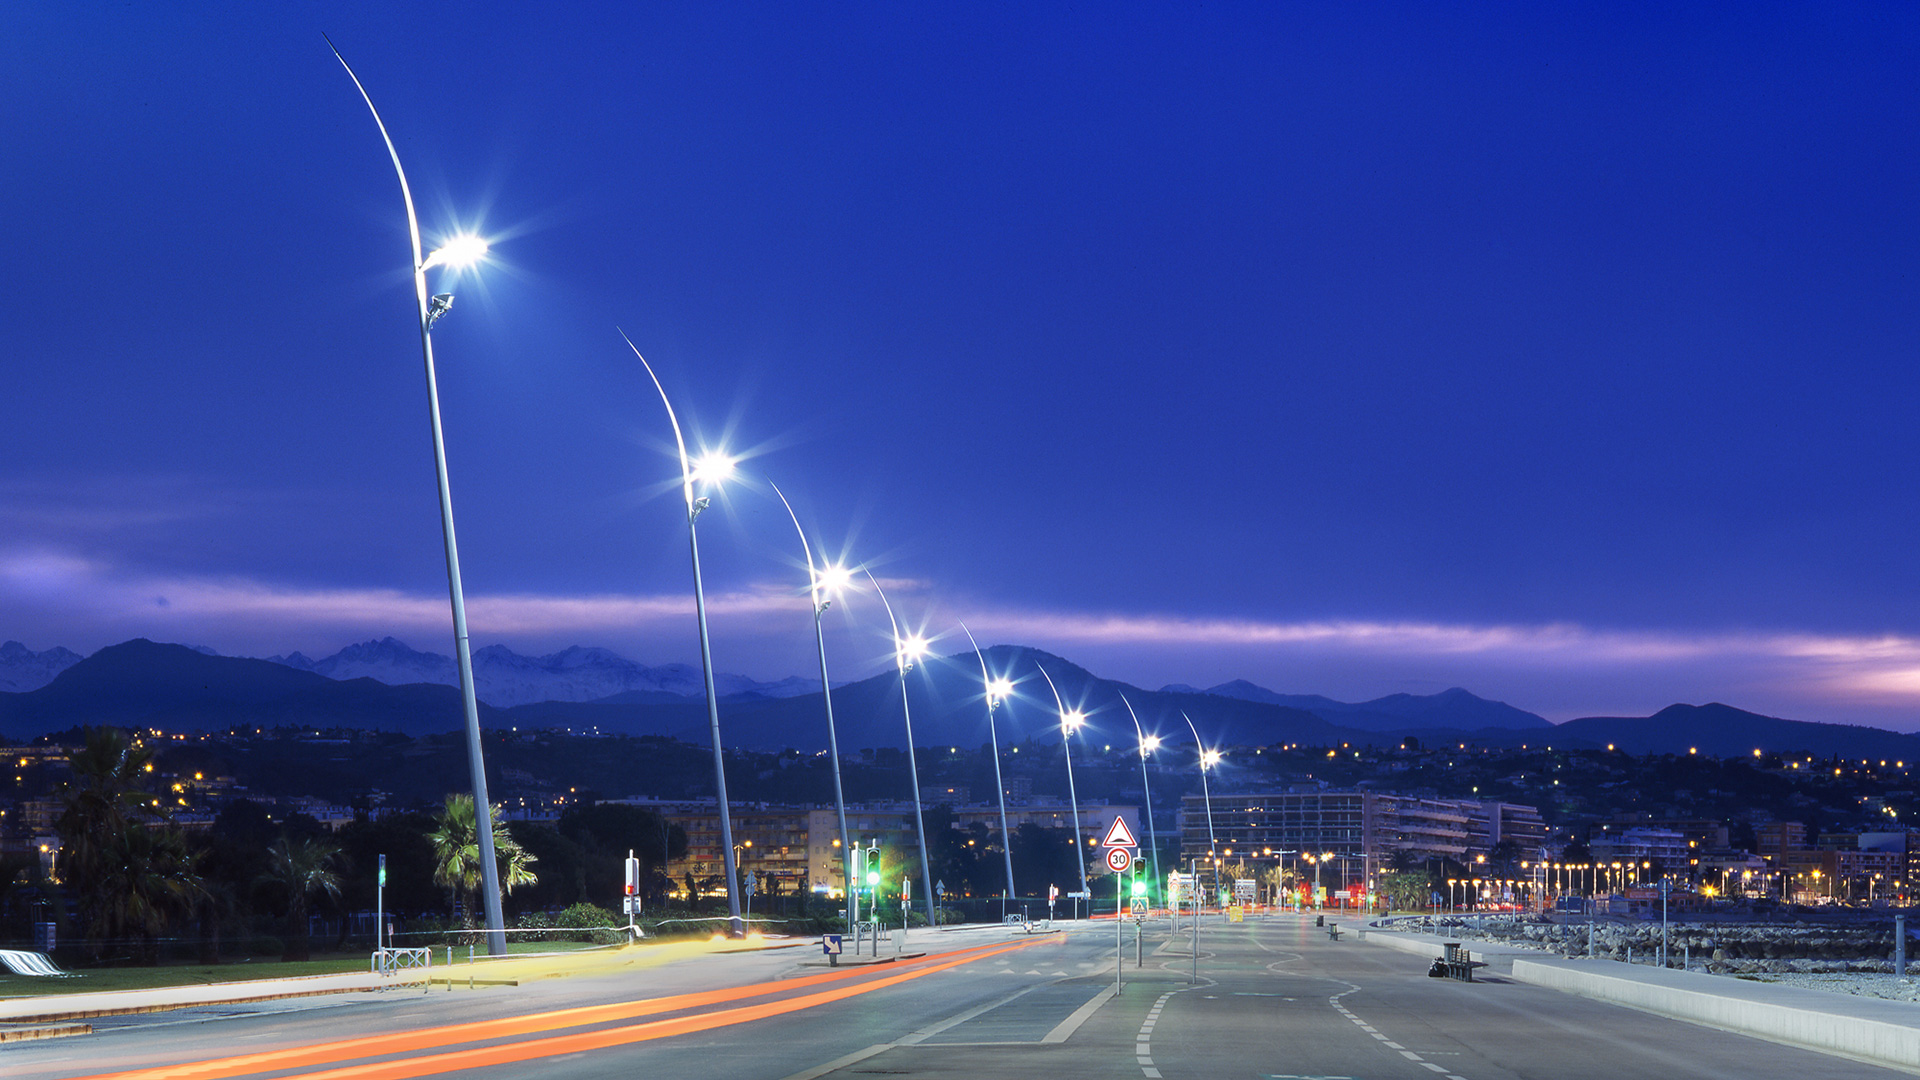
left=1101, top=815, right=1138, bottom=848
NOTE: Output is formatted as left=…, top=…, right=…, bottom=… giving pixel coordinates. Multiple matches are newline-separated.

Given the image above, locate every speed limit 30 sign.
left=1106, top=847, right=1133, bottom=873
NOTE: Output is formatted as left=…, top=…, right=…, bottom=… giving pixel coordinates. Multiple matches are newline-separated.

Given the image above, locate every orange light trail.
left=73, top=937, right=1044, bottom=1080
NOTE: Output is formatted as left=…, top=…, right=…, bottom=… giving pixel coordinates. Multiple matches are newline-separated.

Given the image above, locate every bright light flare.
left=1201, top=749, right=1222, bottom=769
left=690, top=451, right=737, bottom=486
left=899, top=634, right=931, bottom=662
left=817, top=562, right=854, bottom=595
left=1062, top=710, right=1087, bottom=731
left=1141, top=734, right=1161, bottom=754
left=986, top=676, right=1015, bottom=702
left=423, top=233, right=490, bottom=270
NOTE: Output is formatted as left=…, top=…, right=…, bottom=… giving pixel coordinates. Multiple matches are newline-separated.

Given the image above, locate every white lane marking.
left=1329, top=981, right=1476, bottom=1080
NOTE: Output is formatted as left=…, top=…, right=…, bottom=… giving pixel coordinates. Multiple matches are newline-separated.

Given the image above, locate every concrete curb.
left=0, top=1022, right=91, bottom=1042
left=1511, top=957, right=1920, bottom=1074
left=0, top=971, right=422, bottom=1025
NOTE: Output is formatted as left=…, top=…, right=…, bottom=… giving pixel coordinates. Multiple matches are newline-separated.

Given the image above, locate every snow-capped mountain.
left=0, top=641, right=85, bottom=693
left=266, top=637, right=822, bottom=707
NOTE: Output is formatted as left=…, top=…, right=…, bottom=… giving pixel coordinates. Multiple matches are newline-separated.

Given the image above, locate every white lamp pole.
left=329, top=41, right=505, bottom=955
left=767, top=480, right=856, bottom=916
left=862, top=571, right=938, bottom=928
left=1034, top=664, right=1089, bottom=910
left=958, top=623, right=1017, bottom=915
left=1117, top=692, right=1162, bottom=890
left=620, top=333, right=744, bottom=937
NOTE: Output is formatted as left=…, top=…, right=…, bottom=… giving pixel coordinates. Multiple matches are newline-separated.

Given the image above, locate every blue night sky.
left=3, top=4, right=1918, bottom=727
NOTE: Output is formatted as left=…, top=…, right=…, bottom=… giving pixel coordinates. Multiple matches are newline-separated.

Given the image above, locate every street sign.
left=822, top=934, right=843, bottom=955
left=1101, top=816, right=1138, bottom=848
left=1130, top=896, right=1149, bottom=917
left=1106, top=847, right=1134, bottom=874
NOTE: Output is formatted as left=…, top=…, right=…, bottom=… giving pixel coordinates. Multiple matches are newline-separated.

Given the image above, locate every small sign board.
left=822, top=934, right=843, bottom=955
left=1228, top=905, right=1244, bottom=923
left=1101, top=816, right=1138, bottom=848
left=1130, top=897, right=1149, bottom=918
left=1107, top=848, right=1134, bottom=874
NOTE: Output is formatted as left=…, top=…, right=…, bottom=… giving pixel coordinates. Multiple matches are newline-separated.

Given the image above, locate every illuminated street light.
left=959, top=622, right=1017, bottom=917
left=1034, top=663, right=1089, bottom=907
left=862, top=570, right=938, bottom=928
left=330, top=41, right=505, bottom=955
left=1117, top=692, right=1162, bottom=889
left=621, top=332, right=744, bottom=937
left=768, top=480, right=855, bottom=917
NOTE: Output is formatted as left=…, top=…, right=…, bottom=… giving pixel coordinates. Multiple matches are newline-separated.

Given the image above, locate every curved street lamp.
left=1033, top=664, right=1089, bottom=908
left=957, top=622, right=1017, bottom=917
left=767, top=480, right=855, bottom=915
left=1183, top=712, right=1219, bottom=907
left=1182, top=712, right=1219, bottom=857
left=861, top=571, right=938, bottom=928
left=1116, top=692, right=1162, bottom=890
left=329, top=41, right=505, bottom=955
left=620, top=332, right=743, bottom=937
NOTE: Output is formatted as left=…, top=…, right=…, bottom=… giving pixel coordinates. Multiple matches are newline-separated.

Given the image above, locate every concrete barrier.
left=1512, top=957, right=1920, bottom=1072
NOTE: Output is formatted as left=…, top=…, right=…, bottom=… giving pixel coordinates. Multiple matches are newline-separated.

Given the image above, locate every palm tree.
left=260, top=838, right=341, bottom=962
left=55, top=728, right=199, bottom=960
left=430, top=794, right=537, bottom=927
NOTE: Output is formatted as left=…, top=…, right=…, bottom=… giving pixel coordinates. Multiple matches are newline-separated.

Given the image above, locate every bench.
left=1442, top=941, right=1474, bottom=982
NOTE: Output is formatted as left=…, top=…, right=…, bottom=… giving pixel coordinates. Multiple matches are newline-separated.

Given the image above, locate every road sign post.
left=1101, top=816, right=1139, bottom=997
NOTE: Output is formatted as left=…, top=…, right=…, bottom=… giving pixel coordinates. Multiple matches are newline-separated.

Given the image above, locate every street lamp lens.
left=424, top=233, right=490, bottom=270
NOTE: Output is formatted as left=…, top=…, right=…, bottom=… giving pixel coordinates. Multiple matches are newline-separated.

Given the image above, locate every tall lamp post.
left=1117, top=692, right=1162, bottom=892
left=768, top=481, right=856, bottom=918
left=330, top=42, right=505, bottom=955
left=1033, top=664, right=1089, bottom=911
left=958, top=623, right=1018, bottom=917
left=621, top=333, right=744, bottom=937
left=862, top=571, right=938, bottom=929
left=1182, top=713, right=1219, bottom=906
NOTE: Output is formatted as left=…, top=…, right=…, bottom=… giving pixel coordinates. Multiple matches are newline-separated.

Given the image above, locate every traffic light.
left=863, top=846, right=882, bottom=888
left=1130, top=876, right=1148, bottom=898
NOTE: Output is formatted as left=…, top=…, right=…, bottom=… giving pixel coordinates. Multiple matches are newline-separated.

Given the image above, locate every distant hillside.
left=0, top=641, right=83, bottom=692
left=1180, top=680, right=1552, bottom=732
left=267, top=637, right=820, bottom=707
left=1555, top=702, right=1920, bottom=760
left=0, top=639, right=507, bottom=740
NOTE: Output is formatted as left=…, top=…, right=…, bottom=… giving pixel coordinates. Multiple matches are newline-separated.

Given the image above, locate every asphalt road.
left=4, top=914, right=1912, bottom=1079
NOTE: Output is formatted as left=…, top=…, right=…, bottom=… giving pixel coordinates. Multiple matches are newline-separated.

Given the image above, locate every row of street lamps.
left=330, top=45, right=1230, bottom=946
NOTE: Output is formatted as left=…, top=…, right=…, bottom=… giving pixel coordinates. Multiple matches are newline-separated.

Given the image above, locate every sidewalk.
left=1359, top=921, right=1920, bottom=1073
left=0, top=968, right=422, bottom=1026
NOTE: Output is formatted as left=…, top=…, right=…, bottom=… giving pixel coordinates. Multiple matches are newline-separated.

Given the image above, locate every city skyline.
left=4, top=6, right=1918, bottom=728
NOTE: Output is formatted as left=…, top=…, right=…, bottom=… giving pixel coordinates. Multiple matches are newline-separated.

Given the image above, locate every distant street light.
left=768, top=481, right=856, bottom=917
left=1117, top=692, right=1162, bottom=890
left=621, top=333, right=744, bottom=937
left=958, top=623, right=1018, bottom=918
left=862, top=571, right=938, bottom=928
left=329, top=41, right=505, bottom=955
left=1033, top=664, right=1089, bottom=908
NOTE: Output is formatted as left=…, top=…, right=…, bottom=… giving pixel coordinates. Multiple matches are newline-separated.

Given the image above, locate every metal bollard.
left=1898, top=915, right=1907, bottom=978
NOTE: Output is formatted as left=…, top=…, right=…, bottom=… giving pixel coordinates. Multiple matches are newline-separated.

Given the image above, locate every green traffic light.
left=1130, top=878, right=1147, bottom=897
left=867, top=870, right=880, bottom=886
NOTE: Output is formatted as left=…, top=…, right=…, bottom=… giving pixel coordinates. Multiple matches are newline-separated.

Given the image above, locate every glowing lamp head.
left=898, top=634, right=930, bottom=665
left=690, top=451, right=736, bottom=486
left=1201, top=749, right=1222, bottom=769
left=986, top=676, right=1015, bottom=704
left=817, top=562, right=853, bottom=596
left=1062, top=710, right=1086, bottom=732
left=423, top=233, right=490, bottom=271
left=1141, top=734, right=1161, bottom=755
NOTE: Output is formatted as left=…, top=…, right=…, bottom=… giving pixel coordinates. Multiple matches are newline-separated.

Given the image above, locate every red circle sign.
left=1106, top=847, right=1133, bottom=873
